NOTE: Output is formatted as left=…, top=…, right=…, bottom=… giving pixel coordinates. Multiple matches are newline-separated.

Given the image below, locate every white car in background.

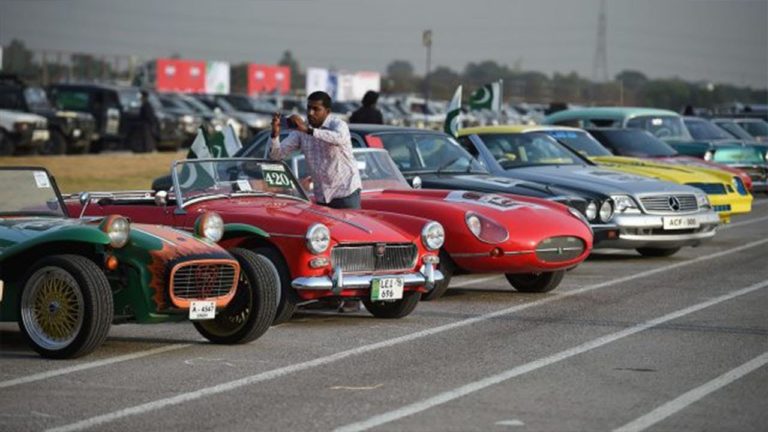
left=0, top=108, right=49, bottom=155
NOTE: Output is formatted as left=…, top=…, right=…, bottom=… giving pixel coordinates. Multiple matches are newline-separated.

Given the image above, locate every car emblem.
left=195, top=265, right=219, bottom=297
left=668, top=196, right=681, bottom=212
left=375, top=243, right=387, bottom=257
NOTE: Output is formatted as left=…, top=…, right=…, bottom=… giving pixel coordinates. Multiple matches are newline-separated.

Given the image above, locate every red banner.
left=156, top=58, right=206, bottom=93
left=247, top=64, right=291, bottom=95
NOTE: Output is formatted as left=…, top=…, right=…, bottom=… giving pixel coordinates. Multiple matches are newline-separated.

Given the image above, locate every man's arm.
left=312, top=118, right=351, bottom=147
left=269, top=132, right=300, bottom=160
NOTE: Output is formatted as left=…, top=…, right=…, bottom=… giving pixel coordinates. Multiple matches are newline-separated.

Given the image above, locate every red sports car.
left=289, top=148, right=594, bottom=300
left=68, top=158, right=444, bottom=323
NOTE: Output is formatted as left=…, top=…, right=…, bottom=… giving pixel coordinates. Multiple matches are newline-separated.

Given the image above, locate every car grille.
left=535, top=237, right=585, bottom=262
left=171, top=261, right=238, bottom=300
left=713, top=204, right=731, bottom=213
left=331, top=243, right=417, bottom=273
left=640, top=194, right=698, bottom=214
left=686, top=183, right=726, bottom=195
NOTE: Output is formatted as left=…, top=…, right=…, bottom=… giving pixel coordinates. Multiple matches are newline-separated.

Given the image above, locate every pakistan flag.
left=443, top=85, right=462, bottom=138
left=468, top=80, right=502, bottom=111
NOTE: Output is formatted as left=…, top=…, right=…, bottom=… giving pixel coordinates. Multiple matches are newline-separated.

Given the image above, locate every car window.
left=589, top=119, right=620, bottom=127
left=544, top=130, right=613, bottom=157
left=50, top=89, right=91, bottom=111
left=0, top=170, right=65, bottom=216
left=457, top=136, right=479, bottom=157
left=684, top=119, right=733, bottom=140
left=23, top=87, right=53, bottom=110
left=736, top=120, right=768, bottom=137
left=592, top=129, right=678, bottom=157
left=477, top=132, right=580, bottom=168
left=626, top=115, right=689, bottom=139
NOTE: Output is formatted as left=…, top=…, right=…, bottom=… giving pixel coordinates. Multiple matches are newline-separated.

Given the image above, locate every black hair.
left=362, top=90, right=379, bottom=107
left=307, top=91, right=332, bottom=109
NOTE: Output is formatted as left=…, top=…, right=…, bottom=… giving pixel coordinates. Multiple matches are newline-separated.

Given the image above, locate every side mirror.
left=78, top=192, right=91, bottom=218
left=411, top=176, right=422, bottom=189
left=154, top=190, right=168, bottom=207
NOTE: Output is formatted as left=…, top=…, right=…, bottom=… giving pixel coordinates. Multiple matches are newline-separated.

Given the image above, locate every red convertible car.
left=69, top=158, right=444, bottom=323
left=289, top=149, right=594, bottom=300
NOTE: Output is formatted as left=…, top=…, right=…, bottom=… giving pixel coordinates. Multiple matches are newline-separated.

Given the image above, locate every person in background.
left=135, top=90, right=158, bottom=152
left=349, top=90, right=384, bottom=124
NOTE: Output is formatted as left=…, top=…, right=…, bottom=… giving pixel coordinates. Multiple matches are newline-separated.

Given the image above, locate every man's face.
left=306, top=100, right=330, bottom=128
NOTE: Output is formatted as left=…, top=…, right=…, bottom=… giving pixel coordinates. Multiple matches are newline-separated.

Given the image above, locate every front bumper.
left=594, top=211, right=720, bottom=249
left=291, top=263, right=442, bottom=294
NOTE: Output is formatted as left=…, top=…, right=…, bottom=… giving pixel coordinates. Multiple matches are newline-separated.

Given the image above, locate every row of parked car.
left=2, top=103, right=764, bottom=359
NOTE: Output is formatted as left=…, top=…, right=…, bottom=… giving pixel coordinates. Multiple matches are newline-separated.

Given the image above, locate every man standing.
left=270, top=91, right=362, bottom=209
left=134, top=90, right=158, bottom=153
left=349, top=90, right=384, bottom=124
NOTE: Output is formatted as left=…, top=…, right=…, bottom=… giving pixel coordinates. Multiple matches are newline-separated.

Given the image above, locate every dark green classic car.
left=0, top=167, right=277, bottom=359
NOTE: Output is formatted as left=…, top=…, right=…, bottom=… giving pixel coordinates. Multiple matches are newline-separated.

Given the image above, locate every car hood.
left=592, top=156, right=727, bottom=184
left=0, top=216, right=85, bottom=246
left=415, top=173, right=572, bottom=199
left=189, top=196, right=416, bottom=242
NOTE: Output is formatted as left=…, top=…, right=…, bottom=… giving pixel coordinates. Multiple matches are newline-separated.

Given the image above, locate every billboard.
left=205, top=61, right=230, bottom=94
left=248, top=65, right=291, bottom=95
left=156, top=58, right=206, bottom=93
left=305, top=68, right=380, bottom=102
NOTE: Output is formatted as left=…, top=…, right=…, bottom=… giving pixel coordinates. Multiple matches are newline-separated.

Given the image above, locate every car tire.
left=421, top=250, right=454, bottom=301
left=255, top=246, right=300, bottom=325
left=505, top=270, right=565, bottom=293
left=363, top=291, right=421, bottom=319
left=18, top=255, right=113, bottom=359
left=636, top=247, right=681, bottom=257
left=41, top=129, right=67, bottom=155
left=0, top=130, right=14, bottom=156
left=193, top=248, right=279, bottom=344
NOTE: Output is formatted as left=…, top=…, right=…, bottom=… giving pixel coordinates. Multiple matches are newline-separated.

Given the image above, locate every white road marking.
left=0, top=344, right=191, bottom=390
left=330, top=384, right=384, bottom=391
left=751, top=198, right=768, bottom=207
left=496, top=419, right=525, bottom=427
left=720, top=214, right=768, bottom=229
left=45, top=238, right=768, bottom=432
left=334, top=279, right=768, bottom=432
left=613, top=351, right=768, bottom=432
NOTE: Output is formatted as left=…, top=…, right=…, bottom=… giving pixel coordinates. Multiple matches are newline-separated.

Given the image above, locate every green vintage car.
left=0, top=167, right=277, bottom=359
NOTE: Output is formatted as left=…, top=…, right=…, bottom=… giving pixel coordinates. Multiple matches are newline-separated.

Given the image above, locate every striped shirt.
left=270, top=115, right=362, bottom=204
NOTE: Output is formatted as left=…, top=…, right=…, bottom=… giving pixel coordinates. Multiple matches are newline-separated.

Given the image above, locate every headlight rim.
left=464, top=211, right=509, bottom=244
left=599, top=199, right=614, bottom=222
left=585, top=201, right=598, bottom=221
left=421, top=221, right=445, bottom=251
left=100, top=215, right=131, bottom=248
left=195, top=212, right=224, bottom=242
left=305, top=223, right=331, bottom=255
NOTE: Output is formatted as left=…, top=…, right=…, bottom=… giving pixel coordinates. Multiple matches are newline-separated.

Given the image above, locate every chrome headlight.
left=611, top=195, right=640, bottom=214
left=568, top=207, right=591, bottom=228
left=704, top=150, right=714, bottom=161
left=421, top=221, right=445, bottom=251
left=466, top=214, right=481, bottom=237
left=599, top=200, right=614, bottom=222
left=585, top=201, right=598, bottom=221
left=695, top=192, right=710, bottom=209
left=306, top=223, right=330, bottom=254
left=100, top=215, right=130, bottom=248
left=195, top=212, right=224, bottom=242
left=464, top=212, right=508, bottom=243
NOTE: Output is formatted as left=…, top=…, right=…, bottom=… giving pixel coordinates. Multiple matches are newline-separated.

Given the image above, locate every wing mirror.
left=411, top=176, right=422, bottom=189
left=154, top=190, right=168, bottom=207
left=78, top=192, right=91, bottom=218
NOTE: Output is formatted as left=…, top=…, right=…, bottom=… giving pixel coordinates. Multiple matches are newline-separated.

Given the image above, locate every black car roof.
left=49, top=82, right=138, bottom=92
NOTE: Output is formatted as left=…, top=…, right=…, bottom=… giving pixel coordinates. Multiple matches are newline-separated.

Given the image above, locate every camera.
left=286, top=117, right=298, bottom=129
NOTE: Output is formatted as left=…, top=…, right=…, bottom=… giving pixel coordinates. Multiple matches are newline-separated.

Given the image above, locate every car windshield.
left=684, top=119, right=734, bottom=140
left=711, top=146, right=765, bottom=164
left=179, top=95, right=214, bottom=114
left=173, top=158, right=307, bottom=205
left=118, top=89, right=141, bottom=110
left=23, top=87, right=53, bottom=110
left=222, top=96, right=254, bottom=112
left=0, top=170, right=65, bottom=216
left=294, top=150, right=411, bottom=192
left=50, top=89, right=90, bottom=111
left=543, top=130, right=613, bottom=157
left=476, top=132, right=582, bottom=169
left=249, top=97, right=279, bottom=113
left=626, top=115, right=690, bottom=140
left=375, top=132, right=486, bottom=174
left=593, top=129, right=678, bottom=157
left=736, top=120, right=768, bottom=138
left=714, top=121, right=754, bottom=140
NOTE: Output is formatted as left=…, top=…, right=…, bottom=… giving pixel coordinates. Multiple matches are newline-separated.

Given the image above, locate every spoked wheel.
left=194, top=248, right=279, bottom=344
left=421, top=250, right=454, bottom=301
left=505, top=270, right=565, bottom=293
left=19, top=255, right=113, bottom=359
left=363, top=291, right=422, bottom=319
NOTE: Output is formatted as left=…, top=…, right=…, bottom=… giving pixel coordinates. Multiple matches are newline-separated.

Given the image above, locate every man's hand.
left=271, top=112, right=281, bottom=138
left=288, top=114, right=309, bottom=133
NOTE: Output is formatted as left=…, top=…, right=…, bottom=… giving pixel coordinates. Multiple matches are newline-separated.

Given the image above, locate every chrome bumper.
left=291, top=263, right=442, bottom=294
left=595, top=211, right=720, bottom=249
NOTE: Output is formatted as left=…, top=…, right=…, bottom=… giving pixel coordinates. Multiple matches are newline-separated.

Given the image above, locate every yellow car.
left=515, top=125, right=752, bottom=223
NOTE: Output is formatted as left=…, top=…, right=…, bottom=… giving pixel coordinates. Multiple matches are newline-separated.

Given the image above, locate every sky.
left=1, top=0, right=766, bottom=89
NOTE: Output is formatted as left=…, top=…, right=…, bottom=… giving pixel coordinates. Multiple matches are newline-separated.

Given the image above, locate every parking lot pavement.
left=2, top=196, right=767, bottom=432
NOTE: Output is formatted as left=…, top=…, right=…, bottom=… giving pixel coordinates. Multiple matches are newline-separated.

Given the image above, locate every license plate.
left=663, top=216, right=700, bottom=230
left=32, top=130, right=49, bottom=141
left=371, top=277, right=404, bottom=301
left=189, top=300, right=216, bottom=320
left=106, top=120, right=119, bottom=135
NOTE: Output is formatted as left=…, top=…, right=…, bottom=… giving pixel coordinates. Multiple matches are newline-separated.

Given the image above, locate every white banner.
left=205, top=61, right=230, bottom=94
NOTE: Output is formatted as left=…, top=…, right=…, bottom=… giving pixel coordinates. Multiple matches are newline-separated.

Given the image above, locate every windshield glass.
left=543, top=130, right=613, bottom=157
left=476, top=132, right=582, bottom=169
left=626, top=115, right=690, bottom=139
left=179, top=95, right=213, bottom=114
left=684, top=119, right=733, bottom=140
left=593, top=129, right=678, bottom=157
left=712, top=146, right=765, bottom=164
left=173, top=159, right=307, bottom=204
left=0, top=170, right=65, bottom=216
left=223, top=96, right=254, bottom=112
left=736, top=120, right=768, bottom=137
left=249, top=97, right=279, bottom=113
left=50, top=89, right=90, bottom=111
left=375, top=132, right=486, bottom=174
left=118, top=89, right=141, bottom=110
left=714, top=121, right=754, bottom=140
left=295, top=150, right=410, bottom=192
left=23, top=87, right=53, bottom=110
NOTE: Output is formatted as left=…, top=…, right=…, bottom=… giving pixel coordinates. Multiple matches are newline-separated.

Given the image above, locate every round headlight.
left=466, top=214, right=482, bottom=237
left=585, top=201, right=598, bottom=221
left=599, top=200, right=614, bottom=222
left=421, top=221, right=445, bottom=251
left=101, top=215, right=130, bottom=248
left=306, top=223, right=330, bottom=254
left=195, top=212, right=224, bottom=242
left=704, top=150, right=714, bottom=161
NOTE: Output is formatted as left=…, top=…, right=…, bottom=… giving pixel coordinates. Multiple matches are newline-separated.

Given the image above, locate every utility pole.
left=422, top=29, right=432, bottom=108
left=592, top=0, right=609, bottom=83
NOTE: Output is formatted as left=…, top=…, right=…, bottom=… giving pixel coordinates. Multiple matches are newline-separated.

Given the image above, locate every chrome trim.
left=292, top=265, right=443, bottom=292
left=451, top=250, right=536, bottom=258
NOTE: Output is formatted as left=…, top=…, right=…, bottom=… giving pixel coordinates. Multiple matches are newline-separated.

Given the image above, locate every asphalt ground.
left=2, top=196, right=767, bottom=432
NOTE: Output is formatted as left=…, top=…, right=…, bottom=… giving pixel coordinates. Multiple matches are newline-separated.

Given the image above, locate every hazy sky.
left=1, top=0, right=766, bottom=88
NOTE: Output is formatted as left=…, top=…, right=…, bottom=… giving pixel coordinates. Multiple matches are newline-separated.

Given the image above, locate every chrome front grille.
left=535, top=237, right=585, bottom=262
left=686, top=183, right=726, bottom=195
left=640, top=194, right=698, bottom=213
left=171, top=262, right=238, bottom=299
left=331, top=243, right=417, bottom=273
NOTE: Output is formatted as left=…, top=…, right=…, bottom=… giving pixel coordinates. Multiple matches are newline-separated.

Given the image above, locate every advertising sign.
left=247, top=64, right=291, bottom=95
left=156, top=58, right=206, bottom=93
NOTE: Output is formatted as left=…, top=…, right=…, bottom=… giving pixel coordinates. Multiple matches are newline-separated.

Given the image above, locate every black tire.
left=363, top=291, right=421, bottom=319
left=255, top=246, right=299, bottom=324
left=0, top=130, right=14, bottom=156
left=18, top=255, right=113, bottom=359
left=505, top=270, right=566, bottom=293
left=41, top=129, right=67, bottom=155
left=636, top=247, right=681, bottom=257
left=193, top=248, right=279, bottom=344
left=421, top=250, right=454, bottom=301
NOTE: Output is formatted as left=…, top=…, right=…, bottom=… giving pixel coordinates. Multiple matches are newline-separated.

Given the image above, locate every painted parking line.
left=0, top=344, right=191, bottom=390
left=613, top=350, right=768, bottom=432
left=335, top=279, right=768, bottom=432
left=721, top=214, right=768, bottom=229
left=45, top=238, right=768, bottom=432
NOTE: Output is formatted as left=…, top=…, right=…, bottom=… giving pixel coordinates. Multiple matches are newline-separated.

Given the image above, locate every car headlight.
left=195, top=212, right=224, bottom=242
left=181, top=114, right=194, bottom=124
left=695, top=193, right=710, bottom=209
left=599, top=200, right=614, bottom=222
left=306, top=223, right=330, bottom=254
left=611, top=195, right=640, bottom=214
left=464, top=212, right=508, bottom=243
left=100, top=215, right=130, bottom=248
left=704, top=150, right=714, bottom=161
left=421, top=221, right=445, bottom=251
left=585, top=201, right=598, bottom=221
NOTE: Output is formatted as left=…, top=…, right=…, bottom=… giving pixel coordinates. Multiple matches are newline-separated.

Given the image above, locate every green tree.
left=384, top=60, right=418, bottom=93
left=2, top=39, right=38, bottom=79
left=424, top=66, right=460, bottom=100
left=615, top=70, right=648, bottom=91
left=278, top=50, right=303, bottom=91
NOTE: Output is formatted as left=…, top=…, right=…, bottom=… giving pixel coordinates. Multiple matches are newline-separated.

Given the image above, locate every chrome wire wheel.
left=21, top=266, right=85, bottom=351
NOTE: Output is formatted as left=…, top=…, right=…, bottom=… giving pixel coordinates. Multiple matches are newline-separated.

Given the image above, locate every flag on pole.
left=220, top=121, right=243, bottom=157
left=187, top=127, right=213, bottom=159
left=179, top=127, right=215, bottom=190
left=443, top=85, right=462, bottom=138
left=468, top=80, right=502, bottom=112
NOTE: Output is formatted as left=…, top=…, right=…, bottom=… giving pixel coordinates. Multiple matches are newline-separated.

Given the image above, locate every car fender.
left=0, top=226, right=110, bottom=263
left=221, top=223, right=270, bottom=241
